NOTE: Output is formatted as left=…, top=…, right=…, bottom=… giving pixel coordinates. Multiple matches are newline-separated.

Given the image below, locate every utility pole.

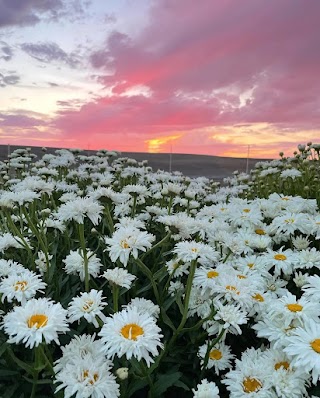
left=246, top=144, right=250, bottom=174
left=169, top=144, right=172, bottom=173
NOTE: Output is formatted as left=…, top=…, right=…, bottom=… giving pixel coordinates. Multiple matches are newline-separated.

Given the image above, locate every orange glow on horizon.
left=145, top=134, right=183, bottom=152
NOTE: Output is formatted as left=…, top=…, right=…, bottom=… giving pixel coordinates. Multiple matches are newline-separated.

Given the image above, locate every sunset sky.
left=0, top=0, right=319, bottom=158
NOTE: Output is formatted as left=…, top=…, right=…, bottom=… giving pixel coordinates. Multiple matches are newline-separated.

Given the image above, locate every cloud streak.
left=20, top=42, right=80, bottom=68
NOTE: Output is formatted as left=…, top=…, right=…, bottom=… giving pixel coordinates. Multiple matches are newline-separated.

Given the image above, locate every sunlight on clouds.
left=145, top=134, right=183, bottom=152
left=120, top=84, right=153, bottom=97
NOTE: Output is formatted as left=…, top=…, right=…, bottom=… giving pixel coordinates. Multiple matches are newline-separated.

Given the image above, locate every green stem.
left=141, top=232, right=171, bottom=260
left=161, top=259, right=197, bottom=359
left=200, top=329, right=225, bottom=378
left=113, top=284, right=119, bottom=313
left=104, top=205, right=114, bottom=233
left=78, top=223, right=89, bottom=292
left=131, top=195, right=137, bottom=218
left=135, top=258, right=160, bottom=305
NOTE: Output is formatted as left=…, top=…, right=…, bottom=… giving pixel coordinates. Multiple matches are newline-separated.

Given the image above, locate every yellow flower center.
left=274, top=361, right=289, bottom=370
left=242, top=377, right=262, bottom=393
left=27, top=314, right=48, bottom=329
left=120, top=240, right=130, bottom=249
left=82, top=300, right=94, bottom=312
left=274, top=254, right=287, bottom=261
left=191, top=247, right=198, bottom=253
left=255, top=229, right=265, bottom=235
left=284, top=218, right=295, bottom=224
left=226, top=285, right=240, bottom=295
left=252, top=293, right=264, bottom=302
left=237, top=274, right=247, bottom=279
left=286, top=303, right=303, bottom=312
left=209, top=349, right=222, bottom=360
left=14, top=281, right=28, bottom=291
left=207, top=270, right=219, bottom=278
left=243, top=208, right=251, bottom=213
left=82, top=370, right=99, bottom=385
left=281, top=197, right=290, bottom=201
left=247, top=263, right=254, bottom=268
left=311, top=339, right=320, bottom=353
left=121, top=323, right=144, bottom=340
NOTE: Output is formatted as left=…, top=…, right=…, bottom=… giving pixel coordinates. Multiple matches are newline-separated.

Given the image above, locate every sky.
left=0, top=0, right=319, bottom=158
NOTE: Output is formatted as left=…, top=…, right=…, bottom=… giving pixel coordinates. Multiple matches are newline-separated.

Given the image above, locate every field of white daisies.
left=0, top=143, right=320, bottom=398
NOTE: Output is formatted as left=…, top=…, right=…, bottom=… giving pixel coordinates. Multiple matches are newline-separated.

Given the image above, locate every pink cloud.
left=50, top=0, right=320, bottom=155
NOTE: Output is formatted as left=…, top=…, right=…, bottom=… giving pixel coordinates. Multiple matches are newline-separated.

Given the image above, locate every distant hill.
left=0, top=145, right=272, bottom=181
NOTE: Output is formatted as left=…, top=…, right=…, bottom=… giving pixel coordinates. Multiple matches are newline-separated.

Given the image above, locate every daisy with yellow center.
left=266, top=292, right=320, bottom=329
left=67, top=289, right=107, bottom=328
left=104, top=226, right=155, bottom=267
left=2, top=297, right=69, bottom=348
left=193, top=265, right=223, bottom=293
left=242, top=377, right=262, bottom=393
left=284, top=319, right=320, bottom=384
left=99, top=308, right=163, bottom=367
left=0, top=268, right=46, bottom=305
left=223, top=348, right=271, bottom=395
left=198, top=341, right=234, bottom=374
left=54, top=356, right=120, bottom=398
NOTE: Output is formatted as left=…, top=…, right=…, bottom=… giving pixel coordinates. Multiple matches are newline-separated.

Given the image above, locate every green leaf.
left=0, top=369, right=19, bottom=377
left=127, top=379, right=148, bottom=397
left=160, top=309, right=176, bottom=331
left=0, top=342, right=8, bottom=358
left=173, top=379, right=190, bottom=391
left=153, top=371, right=182, bottom=396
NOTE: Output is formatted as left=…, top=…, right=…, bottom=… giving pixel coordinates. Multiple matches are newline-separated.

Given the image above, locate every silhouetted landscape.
left=0, top=145, right=271, bottom=181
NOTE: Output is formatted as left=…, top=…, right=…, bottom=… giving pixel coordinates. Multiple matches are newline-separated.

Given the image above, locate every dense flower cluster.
left=0, top=144, right=319, bottom=397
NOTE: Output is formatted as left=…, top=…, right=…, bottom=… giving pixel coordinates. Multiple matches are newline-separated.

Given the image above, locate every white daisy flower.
left=172, top=241, right=218, bottom=265
left=99, top=307, right=163, bottom=366
left=253, top=316, right=299, bottom=349
left=68, top=289, right=107, bottom=328
left=0, top=259, right=25, bottom=277
left=0, top=268, right=46, bottom=305
left=54, top=334, right=107, bottom=374
left=57, top=196, right=103, bottom=225
left=188, top=286, right=212, bottom=318
left=198, top=341, right=234, bottom=374
left=102, top=267, right=136, bottom=289
left=193, top=265, right=223, bottom=293
left=269, top=212, right=312, bottom=236
left=63, top=249, right=102, bottom=281
left=296, top=248, right=320, bottom=269
left=262, top=247, right=298, bottom=277
left=124, top=298, right=160, bottom=319
left=223, top=348, right=275, bottom=397
left=206, top=301, right=248, bottom=337
left=2, top=297, right=69, bottom=348
left=35, top=251, right=53, bottom=275
left=165, top=258, right=190, bottom=278
left=104, top=226, right=155, bottom=267
left=192, top=379, right=220, bottom=397
left=302, top=275, right=320, bottom=301
left=55, top=356, right=120, bottom=398
left=262, top=348, right=309, bottom=398
left=284, top=319, right=320, bottom=384
left=0, top=232, right=31, bottom=253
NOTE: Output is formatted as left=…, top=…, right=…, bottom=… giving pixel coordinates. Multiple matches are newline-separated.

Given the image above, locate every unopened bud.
left=116, top=367, right=129, bottom=380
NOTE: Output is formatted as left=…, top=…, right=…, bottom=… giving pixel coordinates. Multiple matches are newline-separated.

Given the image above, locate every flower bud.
left=116, top=367, right=129, bottom=380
